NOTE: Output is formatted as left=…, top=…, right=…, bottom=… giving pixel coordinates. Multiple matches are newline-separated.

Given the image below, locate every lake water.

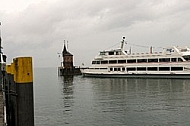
left=34, top=67, right=190, bottom=126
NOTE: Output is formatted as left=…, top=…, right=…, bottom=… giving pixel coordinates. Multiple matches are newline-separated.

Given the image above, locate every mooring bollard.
left=13, top=57, right=34, bottom=126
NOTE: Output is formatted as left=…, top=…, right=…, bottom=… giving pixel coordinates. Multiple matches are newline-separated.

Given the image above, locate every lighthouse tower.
left=62, top=43, right=73, bottom=69
left=58, top=42, right=81, bottom=76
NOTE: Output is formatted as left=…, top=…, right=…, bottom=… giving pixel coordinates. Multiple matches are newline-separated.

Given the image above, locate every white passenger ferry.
left=81, top=37, right=190, bottom=78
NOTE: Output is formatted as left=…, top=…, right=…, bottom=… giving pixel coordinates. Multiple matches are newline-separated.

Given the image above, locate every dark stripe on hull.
left=83, top=73, right=190, bottom=79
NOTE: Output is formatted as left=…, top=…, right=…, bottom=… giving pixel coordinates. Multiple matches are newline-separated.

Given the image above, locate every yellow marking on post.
left=6, top=65, right=11, bottom=74
left=10, top=62, right=15, bottom=75
left=13, top=57, right=33, bottom=83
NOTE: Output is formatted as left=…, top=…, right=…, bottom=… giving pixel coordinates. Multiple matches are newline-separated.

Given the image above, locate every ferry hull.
left=82, top=73, right=190, bottom=79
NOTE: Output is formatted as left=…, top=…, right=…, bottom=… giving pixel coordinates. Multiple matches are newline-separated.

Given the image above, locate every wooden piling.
left=13, top=57, right=34, bottom=126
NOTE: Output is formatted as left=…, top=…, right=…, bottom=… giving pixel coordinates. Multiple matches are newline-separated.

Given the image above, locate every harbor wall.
left=58, top=66, right=81, bottom=76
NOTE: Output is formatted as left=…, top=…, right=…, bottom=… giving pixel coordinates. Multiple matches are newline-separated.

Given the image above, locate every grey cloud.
left=1, top=0, right=190, bottom=67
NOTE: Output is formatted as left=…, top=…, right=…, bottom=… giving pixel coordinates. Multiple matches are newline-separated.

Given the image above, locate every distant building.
left=62, top=43, right=73, bottom=69
left=58, top=42, right=81, bottom=76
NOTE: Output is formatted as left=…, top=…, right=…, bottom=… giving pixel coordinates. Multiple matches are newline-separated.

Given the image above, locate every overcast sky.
left=1, top=0, right=190, bottom=67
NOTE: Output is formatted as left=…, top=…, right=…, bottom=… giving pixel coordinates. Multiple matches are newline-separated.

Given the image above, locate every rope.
left=103, top=40, right=164, bottom=51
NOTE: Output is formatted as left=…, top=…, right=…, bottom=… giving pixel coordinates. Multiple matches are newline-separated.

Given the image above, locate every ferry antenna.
left=67, top=40, right=68, bottom=50
left=63, top=40, right=65, bottom=50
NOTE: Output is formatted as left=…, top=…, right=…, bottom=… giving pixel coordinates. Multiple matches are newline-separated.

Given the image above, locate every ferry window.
left=171, top=67, right=183, bottom=71
left=92, top=61, right=96, bottom=64
left=171, top=58, right=177, bottom=62
left=116, top=52, right=121, bottom=55
left=159, top=58, right=170, bottom=62
left=110, top=68, right=113, bottom=71
left=137, top=67, right=146, bottom=71
left=178, top=58, right=183, bottom=62
left=118, top=60, right=126, bottom=63
left=122, top=67, right=125, bottom=71
left=97, top=61, right=100, bottom=64
left=100, top=52, right=105, bottom=55
left=137, top=59, right=147, bottom=63
left=147, top=67, right=158, bottom=71
left=101, top=60, right=108, bottom=64
left=109, top=52, right=114, bottom=55
left=127, top=67, right=136, bottom=71
left=114, top=68, right=117, bottom=71
left=183, top=55, right=190, bottom=61
left=181, top=49, right=188, bottom=52
left=118, top=68, right=121, bottom=71
left=100, top=68, right=107, bottom=70
left=127, top=59, right=136, bottom=63
left=148, top=59, right=158, bottom=62
left=109, top=60, right=117, bottom=64
left=159, top=67, right=170, bottom=71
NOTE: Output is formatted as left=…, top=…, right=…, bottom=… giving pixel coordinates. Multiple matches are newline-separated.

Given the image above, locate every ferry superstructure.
left=81, top=37, right=190, bottom=78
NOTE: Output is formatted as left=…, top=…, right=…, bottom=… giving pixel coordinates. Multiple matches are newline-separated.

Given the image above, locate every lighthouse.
left=58, top=41, right=81, bottom=76
left=62, top=43, right=73, bottom=69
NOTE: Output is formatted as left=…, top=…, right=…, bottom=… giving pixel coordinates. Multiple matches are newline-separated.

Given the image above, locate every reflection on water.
left=59, top=75, right=74, bottom=125
left=35, top=68, right=190, bottom=126
left=90, top=78, right=190, bottom=125
left=91, top=78, right=190, bottom=98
